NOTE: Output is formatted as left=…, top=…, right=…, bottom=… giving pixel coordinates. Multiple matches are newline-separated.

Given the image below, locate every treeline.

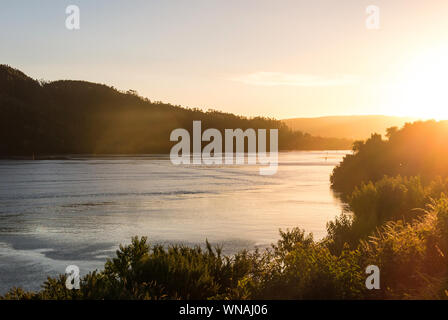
left=6, top=65, right=448, bottom=299
left=4, top=119, right=446, bottom=299
left=331, top=120, right=448, bottom=196
left=0, top=65, right=352, bottom=156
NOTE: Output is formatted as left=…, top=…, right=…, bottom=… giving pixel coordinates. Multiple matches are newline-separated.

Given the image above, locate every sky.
left=1, top=0, right=448, bottom=119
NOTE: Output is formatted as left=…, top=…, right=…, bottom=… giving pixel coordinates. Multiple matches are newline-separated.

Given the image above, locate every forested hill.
left=0, top=65, right=352, bottom=156
left=283, top=115, right=417, bottom=140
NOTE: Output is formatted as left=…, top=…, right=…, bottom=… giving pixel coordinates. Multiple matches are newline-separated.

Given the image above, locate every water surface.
left=0, top=151, right=347, bottom=293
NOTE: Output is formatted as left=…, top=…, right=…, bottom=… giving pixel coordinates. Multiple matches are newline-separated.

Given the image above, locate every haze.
left=2, top=0, right=448, bottom=119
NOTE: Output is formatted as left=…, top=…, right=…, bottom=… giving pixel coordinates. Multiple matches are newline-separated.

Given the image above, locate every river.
left=0, top=151, right=347, bottom=293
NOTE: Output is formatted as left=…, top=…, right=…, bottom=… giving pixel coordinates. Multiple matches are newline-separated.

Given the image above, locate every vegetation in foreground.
left=4, top=120, right=448, bottom=300
left=3, top=190, right=448, bottom=300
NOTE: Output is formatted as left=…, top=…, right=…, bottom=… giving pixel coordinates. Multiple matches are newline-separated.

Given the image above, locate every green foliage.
left=4, top=199, right=448, bottom=301
left=325, top=175, right=448, bottom=254
left=331, top=120, right=448, bottom=196
left=1, top=236, right=259, bottom=300
left=331, top=133, right=389, bottom=196
left=0, top=65, right=352, bottom=156
left=253, top=229, right=366, bottom=299
left=0, top=230, right=367, bottom=300
left=4, top=86, right=448, bottom=299
left=359, top=195, right=448, bottom=299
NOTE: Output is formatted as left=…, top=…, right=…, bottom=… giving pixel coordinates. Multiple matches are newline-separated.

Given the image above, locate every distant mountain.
left=282, top=115, right=418, bottom=140
left=0, top=65, right=352, bottom=157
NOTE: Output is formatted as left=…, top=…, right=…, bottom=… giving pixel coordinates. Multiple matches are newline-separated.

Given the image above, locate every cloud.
left=232, top=72, right=359, bottom=87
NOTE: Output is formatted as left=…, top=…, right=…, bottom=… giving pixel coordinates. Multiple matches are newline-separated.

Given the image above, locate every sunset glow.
left=386, top=46, right=448, bottom=120
left=2, top=1, right=448, bottom=119
left=5, top=0, right=448, bottom=304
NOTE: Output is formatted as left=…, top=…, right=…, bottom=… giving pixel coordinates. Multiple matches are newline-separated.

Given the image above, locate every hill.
left=282, top=115, right=417, bottom=140
left=0, top=65, right=352, bottom=157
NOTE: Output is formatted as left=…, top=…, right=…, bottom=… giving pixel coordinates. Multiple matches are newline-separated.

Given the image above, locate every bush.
left=359, top=195, right=448, bottom=299
left=1, top=237, right=258, bottom=300
left=325, top=175, right=448, bottom=254
left=4, top=196, right=448, bottom=300
left=254, top=229, right=366, bottom=299
left=331, top=120, right=448, bottom=197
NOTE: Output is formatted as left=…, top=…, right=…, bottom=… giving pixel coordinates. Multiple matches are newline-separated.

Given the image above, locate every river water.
left=0, top=151, right=347, bottom=293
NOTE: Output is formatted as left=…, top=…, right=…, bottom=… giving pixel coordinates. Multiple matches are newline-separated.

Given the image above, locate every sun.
left=387, top=46, right=448, bottom=120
